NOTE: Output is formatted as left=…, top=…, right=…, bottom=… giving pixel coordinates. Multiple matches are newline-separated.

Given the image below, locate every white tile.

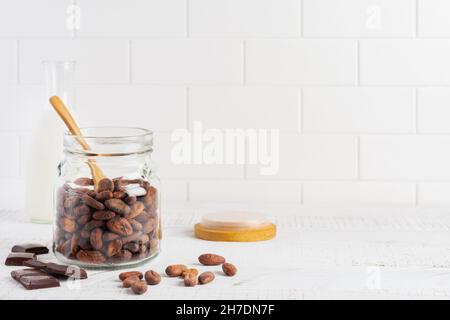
left=132, top=40, right=242, bottom=84
left=303, top=0, right=415, bottom=37
left=303, top=87, right=415, bottom=133
left=0, top=40, right=17, bottom=84
left=153, top=133, right=244, bottom=179
left=76, top=85, right=186, bottom=131
left=0, top=134, right=20, bottom=177
left=246, top=40, right=357, bottom=85
left=418, top=183, right=450, bottom=205
left=418, top=88, right=450, bottom=133
left=303, top=182, right=416, bottom=205
left=189, top=181, right=301, bottom=203
left=418, top=0, right=450, bottom=37
left=361, top=135, right=450, bottom=180
left=246, top=134, right=358, bottom=180
left=0, top=0, right=72, bottom=36
left=77, top=0, right=185, bottom=36
left=189, top=0, right=300, bottom=37
left=19, top=39, right=129, bottom=84
left=189, top=87, right=299, bottom=131
left=0, top=86, right=20, bottom=131
left=360, top=40, right=450, bottom=85
left=0, top=179, right=25, bottom=211
left=160, top=180, right=187, bottom=203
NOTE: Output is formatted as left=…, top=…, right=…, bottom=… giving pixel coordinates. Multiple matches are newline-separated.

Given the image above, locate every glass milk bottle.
left=25, top=61, right=76, bottom=223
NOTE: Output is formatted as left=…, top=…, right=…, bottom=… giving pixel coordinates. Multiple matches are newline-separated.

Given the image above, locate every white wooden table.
left=1, top=205, right=450, bottom=300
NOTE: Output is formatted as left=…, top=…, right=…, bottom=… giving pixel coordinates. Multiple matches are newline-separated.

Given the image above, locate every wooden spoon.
left=49, top=95, right=106, bottom=190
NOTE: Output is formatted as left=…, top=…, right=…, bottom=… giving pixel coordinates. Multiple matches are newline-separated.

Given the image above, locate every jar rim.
left=63, top=127, right=153, bottom=156
left=64, top=126, right=153, bottom=140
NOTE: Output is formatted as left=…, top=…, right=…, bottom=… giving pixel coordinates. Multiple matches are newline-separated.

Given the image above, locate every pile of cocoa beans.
left=119, top=253, right=237, bottom=295
left=54, top=177, right=160, bottom=265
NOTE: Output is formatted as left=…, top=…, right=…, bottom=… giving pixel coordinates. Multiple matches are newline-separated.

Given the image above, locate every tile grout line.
left=299, top=87, right=303, bottom=133
left=415, top=183, right=419, bottom=206
left=186, top=87, right=190, bottom=130
left=415, top=88, right=419, bottom=133
left=356, top=40, right=361, bottom=85
left=357, top=136, right=361, bottom=180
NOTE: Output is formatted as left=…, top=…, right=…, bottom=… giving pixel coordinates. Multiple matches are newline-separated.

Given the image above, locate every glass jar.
left=53, top=127, right=161, bottom=268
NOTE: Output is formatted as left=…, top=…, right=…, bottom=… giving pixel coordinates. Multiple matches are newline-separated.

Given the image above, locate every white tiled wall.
left=2, top=0, right=450, bottom=210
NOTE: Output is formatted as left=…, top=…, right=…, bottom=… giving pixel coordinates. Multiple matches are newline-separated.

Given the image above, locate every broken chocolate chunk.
left=5, top=252, right=36, bottom=266
left=11, top=243, right=49, bottom=255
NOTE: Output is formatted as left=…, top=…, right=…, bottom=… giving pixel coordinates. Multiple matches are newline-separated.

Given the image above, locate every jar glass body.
left=53, top=127, right=161, bottom=268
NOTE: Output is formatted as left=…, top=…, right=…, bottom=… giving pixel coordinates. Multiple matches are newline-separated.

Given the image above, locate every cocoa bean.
left=102, top=232, right=120, bottom=242
left=198, top=272, right=215, bottom=285
left=129, top=219, right=142, bottom=232
left=121, top=231, right=142, bottom=244
left=61, top=217, right=76, bottom=233
left=77, top=214, right=91, bottom=225
left=138, top=234, right=149, bottom=244
left=92, top=210, right=116, bottom=220
left=119, top=271, right=143, bottom=281
left=70, top=234, right=80, bottom=256
left=105, top=199, right=131, bottom=216
left=106, top=239, right=122, bottom=257
left=184, top=273, right=197, bottom=287
left=97, top=178, right=114, bottom=193
left=90, top=228, right=103, bottom=250
left=165, top=264, right=187, bottom=277
left=181, top=268, right=199, bottom=278
left=73, top=204, right=90, bottom=217
left=124, top=195, right=137, bottom=205
left=82, top=194, right=105, bottom=210
left=106, top=217, right=133, bottom=236
left=123, top=275, right=140, bottom=288
left=123, top=242, right=140, bottom=253
left=144, top=270, right=161, bottom=285
left=131, top=281, right=148, bottom=294
left=95, top=190, right=113, bottom=202
left=81, top=220, right=104, bottom=238
left=124, top=202, right=144, bottom=219
left=222, top=263, right=237, bottom=276
left=135, top=211, right=152, bottom=224
left=198, top=253, right=226, bottom=266
left=76, top=250, right=105, bottom=264
left=143, top=186, right=157, bottom=208
left=64, top=196, right=80, bottom=209
left=142, top=218, right=157, bottom=234
left=74, top=177, right=94, bottom=186
left=78, top=237, right=92, bottom=250
left=113, top=190, right=127, bottom=199
left=111, top=249, right=132, bottom=262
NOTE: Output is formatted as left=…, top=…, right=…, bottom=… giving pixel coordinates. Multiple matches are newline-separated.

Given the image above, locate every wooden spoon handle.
left=49, top=95, right=106, bottom=189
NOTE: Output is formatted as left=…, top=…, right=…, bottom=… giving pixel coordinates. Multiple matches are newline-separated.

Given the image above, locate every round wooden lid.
left=194, top=211, right=276, bottom=242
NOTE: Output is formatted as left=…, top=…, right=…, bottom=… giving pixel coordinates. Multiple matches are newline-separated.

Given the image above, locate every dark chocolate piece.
left=22, top=259, right=48, bottom=270
left=11, top=243, right=49, bottom=255
left=17, top=274, right=60, bottom=290
left=45, top=262, right=88, bottom=279
left=11, top=268, right=46, bottom=280
left=5, top=252, right=36, bottom=266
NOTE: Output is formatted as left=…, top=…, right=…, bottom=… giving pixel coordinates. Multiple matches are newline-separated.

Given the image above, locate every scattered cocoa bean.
left=144, top=270, right=161, bottom=285
left=222, top=263, right=237, bottom=276
left=131, top=280, right=148, bottom=294
left=165, top=264, right=187, bottom=277
left=198, top=253, right=226, bottom=266
left=123, top=275, right=140, bottom=288
left=119, top=271, right=143, bottom=281
left=125, top=202, right=144, bottom=219
left=198, top=272, right=215, bottom=285
left=184, top=273, right=198, bottom=287
left=102, top=232, right=120, bottom=242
